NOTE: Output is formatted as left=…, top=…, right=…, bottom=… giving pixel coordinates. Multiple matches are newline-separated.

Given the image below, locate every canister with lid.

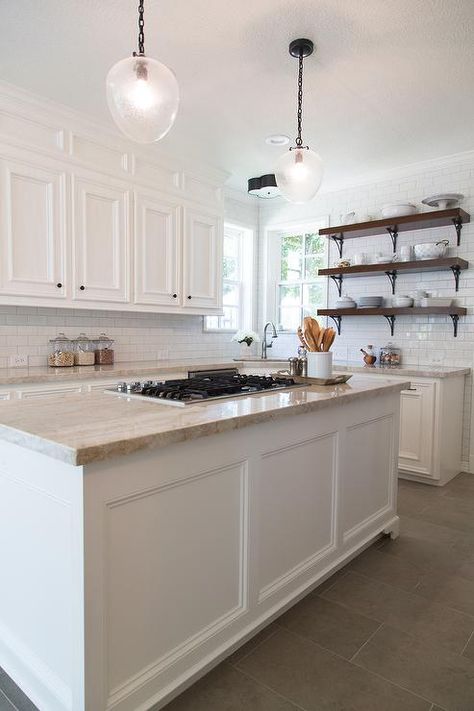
left=73, top=333, right=95, bottom=366
left=48, top=332, right=74, bottom=367
left=95, top=333, right=115, bottom=365
left=380, top=343, right=402, bottom=367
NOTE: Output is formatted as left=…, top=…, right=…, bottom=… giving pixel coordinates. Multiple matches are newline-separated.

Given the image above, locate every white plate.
left=421, top=194, right=464, bottom=209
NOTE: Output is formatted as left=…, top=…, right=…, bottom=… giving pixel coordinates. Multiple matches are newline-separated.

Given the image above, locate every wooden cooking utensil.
left=325, top=329, right=336, bottom=352
left=316, top=326, right=326, bottom=351
left=303, top=317, right=318, bottom=351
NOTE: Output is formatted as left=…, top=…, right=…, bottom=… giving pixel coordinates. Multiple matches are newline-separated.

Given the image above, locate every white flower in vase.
left=232, top=329, right=261, bottom=356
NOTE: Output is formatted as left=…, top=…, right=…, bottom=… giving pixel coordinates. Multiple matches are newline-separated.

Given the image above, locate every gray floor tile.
left=416, top=570, right=474, bottom=617
left=0, top=669, right=37, bottom=711
left=397, top=485, right=437, bottom=516
left=321, top=571, right=474, bottom=654
left=162, top=663, right=299, bottom=710
left=277, top=593, right=380, bottom=659
left=416, top=496, right=474, bottom=534
left=226, top=623, right=280, bottom=665
left=353, top=624, right=474, bottom=711
left=235, top=627, right=431, bottom=711
left=0, top=690, right=16, bottom=711
left=346, top=544, right=422, bottom=591
left=441, top=472, right=474, bottom=500
left=398, top=515, right=466, bottom=546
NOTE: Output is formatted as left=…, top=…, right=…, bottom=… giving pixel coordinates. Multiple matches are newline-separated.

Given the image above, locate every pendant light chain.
left=136, top=0, right=145, bottom=56
left=296, top=53, right=304, bottom=147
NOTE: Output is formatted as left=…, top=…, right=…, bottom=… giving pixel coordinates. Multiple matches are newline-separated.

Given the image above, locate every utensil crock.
left=307, top=351, right=333, bottom=379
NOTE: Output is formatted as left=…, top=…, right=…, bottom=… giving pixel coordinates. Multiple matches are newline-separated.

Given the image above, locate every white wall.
left=259, top=151, right=474, bottom=469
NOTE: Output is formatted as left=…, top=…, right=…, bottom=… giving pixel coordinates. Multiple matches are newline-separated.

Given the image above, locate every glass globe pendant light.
left=275, top=39, right=323, bottom=203
left=106, top=1, right=179, bottom=143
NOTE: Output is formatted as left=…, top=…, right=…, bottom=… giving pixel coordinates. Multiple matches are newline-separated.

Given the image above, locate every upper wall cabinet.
left=183, top=208, right=222, bottom=310
left=72, top=174, right=130, bottom=304
left=134, top=191, right=181, bottom=308
left=0, top=157, right=66, bottom=298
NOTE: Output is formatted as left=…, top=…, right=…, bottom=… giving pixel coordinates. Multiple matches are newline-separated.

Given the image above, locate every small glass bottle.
left=48, top=332, right=74, bottom=367
left=361, top=345, right=376, bottom=366
left=95, top=333, right=115, bottom=365
left=73, top=333, right=95, bottom=366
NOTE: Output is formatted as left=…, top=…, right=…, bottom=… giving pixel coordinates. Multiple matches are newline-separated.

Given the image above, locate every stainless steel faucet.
left=261, top=321, right=278, bottom=359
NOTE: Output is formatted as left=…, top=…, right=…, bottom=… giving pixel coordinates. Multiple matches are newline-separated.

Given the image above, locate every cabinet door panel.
left=134, top=192, right=180, bottom=307
left=399, top=381, right=435, bottom=477
left=183, top=209, right=222, bottom=310
left=73, top=175, right=129, bottom=303
left=0, top=158, right=66, bottom=298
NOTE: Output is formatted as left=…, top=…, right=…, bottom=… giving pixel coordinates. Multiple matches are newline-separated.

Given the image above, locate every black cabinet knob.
left=172, top=293, right=177, bottom=298
left=56, top=282, right=62, bottom=288
left=187, top=295, right=192, bottom=300
left=79, top=285, right=85, bottom=291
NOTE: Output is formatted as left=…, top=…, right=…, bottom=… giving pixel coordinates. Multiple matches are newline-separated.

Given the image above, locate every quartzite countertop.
left=238, top=358, right=470, bottom=380
left=0, top=376, right=409, bottom=465
left=0, top=358, right=244, bottom=386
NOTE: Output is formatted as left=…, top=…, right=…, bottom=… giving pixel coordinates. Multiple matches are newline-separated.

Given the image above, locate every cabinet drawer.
left=18, top=385, right=83, bottom=399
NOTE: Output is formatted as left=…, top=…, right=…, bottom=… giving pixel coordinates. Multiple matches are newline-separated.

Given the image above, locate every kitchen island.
left=0, top=376, right=408, bottom=711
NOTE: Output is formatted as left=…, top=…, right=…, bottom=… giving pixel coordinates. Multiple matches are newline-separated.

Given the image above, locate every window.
left=265, top=220, right=328, bottom=332
left=205, top=223, right=254, bottom=331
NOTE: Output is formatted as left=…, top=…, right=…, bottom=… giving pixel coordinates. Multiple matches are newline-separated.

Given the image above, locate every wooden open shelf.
left=318, top=208, right=470, bottom=257
left=317, top=306, right=467, bottom=337
left=319, top=257, right=469, bottom=295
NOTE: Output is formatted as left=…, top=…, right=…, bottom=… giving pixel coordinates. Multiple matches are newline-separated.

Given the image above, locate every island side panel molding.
left=256, top=432, right=338, bottom=603
left=105, top=463, right=249, bottom=705
left=0, top=441, right=85, bottom=711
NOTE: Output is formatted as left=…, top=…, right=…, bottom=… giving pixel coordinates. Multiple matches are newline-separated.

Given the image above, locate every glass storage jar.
left=48, top=332, right=74, bottom=367
left=95, top=333, right=115, bottom=365
left=379, top=343, right=402, bottom=367
left=73, top=333, right=95, bottom=366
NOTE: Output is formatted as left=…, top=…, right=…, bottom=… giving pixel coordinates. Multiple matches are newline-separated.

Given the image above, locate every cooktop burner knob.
left=117, top=382, right=127, bottom=392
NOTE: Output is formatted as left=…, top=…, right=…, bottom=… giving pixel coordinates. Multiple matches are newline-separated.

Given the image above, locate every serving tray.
left=273, top=371, right=353, bottom=386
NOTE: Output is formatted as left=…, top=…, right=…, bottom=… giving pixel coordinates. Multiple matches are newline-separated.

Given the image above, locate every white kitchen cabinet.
left=183, top=208, right=222, bottom=310
left=72, top=174, right=130, bottom=304
left=398, top=381, right=436, bottom=478
left=133, top=191, right=181, bottom=308
left=0, top=157, right=66, bottom=299
left=18, top=384, right=83, bottom=399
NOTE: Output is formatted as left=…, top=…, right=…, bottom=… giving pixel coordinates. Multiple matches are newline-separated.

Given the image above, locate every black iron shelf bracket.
left=328, top=314, right=342, bottom=335
left=330, top=233, right=344, bottom=259
left=386, top=226, right=398, bottom=253
left=383, top=315, right=396, bottom=336
left=450, top=314, right=460, bottom=337
left=384, top=270, right=398, bottom=295
left=450, top=265, right=461, bottom=292
left=452, top=217, right=463, bottom=246
left=329, top=274, right=343, bottom=297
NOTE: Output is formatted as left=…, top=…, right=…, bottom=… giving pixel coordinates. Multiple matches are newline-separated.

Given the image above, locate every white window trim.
left=262, top=217, right=330, bottom=333
left=203, top=222, right=255, bottom=333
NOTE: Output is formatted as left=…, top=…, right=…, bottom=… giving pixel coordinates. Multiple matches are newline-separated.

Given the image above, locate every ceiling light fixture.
left=275, top=38, right=323, bottom=204
left=248, top=174, right=280, bottom=199
left=106, top=0, right=179, bottom=143
left=265, top=134, right=290, bottom=146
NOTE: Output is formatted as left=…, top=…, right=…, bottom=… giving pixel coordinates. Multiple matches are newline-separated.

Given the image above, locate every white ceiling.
left=1, top=0, right=474, bottom=192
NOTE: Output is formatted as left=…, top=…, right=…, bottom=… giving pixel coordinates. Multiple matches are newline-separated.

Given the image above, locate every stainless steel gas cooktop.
left=105, top=368, right=304, bottom=407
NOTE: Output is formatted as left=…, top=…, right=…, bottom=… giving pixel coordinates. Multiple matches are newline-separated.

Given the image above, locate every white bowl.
left=381, top=203, right=417, bottom=218
left=420, top=297, right=453, bottom=308
left=335, top=300, right=356, bottom=309
left=393, top=296, right=414, bottom=308
left=413, top=240, right=449, bottom=260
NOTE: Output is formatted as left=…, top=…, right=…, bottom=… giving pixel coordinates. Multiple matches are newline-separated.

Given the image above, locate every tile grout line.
left=0, top=687, right=18, bottom=711
left=349, top=622, right=384, bottom=663
left=460, top=627, right=474, bottom=656
left=231, top=665, right=310, bottom=711
left=227, top=628, right=281, bottom=668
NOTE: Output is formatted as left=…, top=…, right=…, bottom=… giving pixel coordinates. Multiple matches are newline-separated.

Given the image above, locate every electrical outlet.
left=9, top=354, right=28, bottom=368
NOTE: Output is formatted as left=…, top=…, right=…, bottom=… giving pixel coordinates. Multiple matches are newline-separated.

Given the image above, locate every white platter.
left=421, top=193, right=464, bottom=209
